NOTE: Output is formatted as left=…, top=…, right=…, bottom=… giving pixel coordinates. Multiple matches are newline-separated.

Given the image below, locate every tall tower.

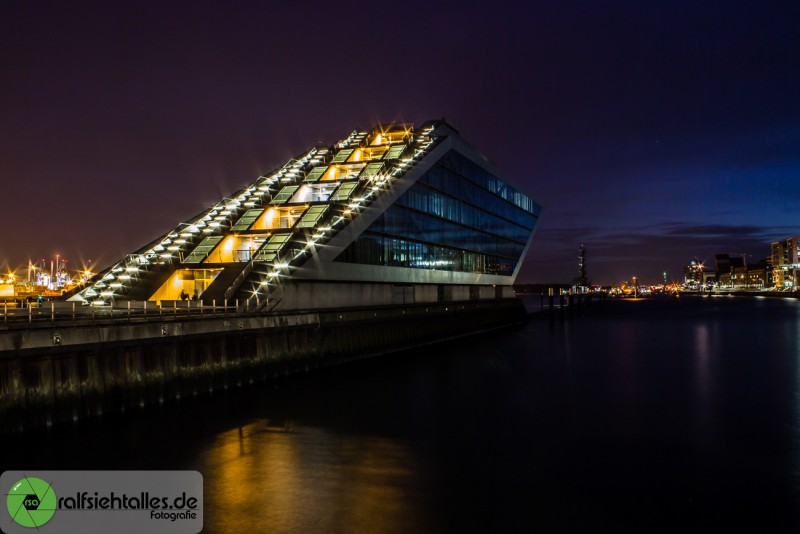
left=576, top=244, right=588, bottom=288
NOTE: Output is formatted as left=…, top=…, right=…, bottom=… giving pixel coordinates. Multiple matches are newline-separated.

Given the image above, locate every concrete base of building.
left=262, top=281, right=515, bottom=312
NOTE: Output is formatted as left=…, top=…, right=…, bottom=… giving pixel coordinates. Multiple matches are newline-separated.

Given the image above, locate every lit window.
left=331, top=149, right=353, bottom=163
left=291, top=183, right=338, bottom=203
left=360, top=162, right=384, bottom=179
left=253, top=233, right=292, bottom=262
left=330, top=182, right=358, bottom=202
left=232, top=209, right=264, bottom=231
left=384, top=145, right=406, bottom=160
left=270, top=186, right=300, bottom=205
left=304, top=167, right=327, bottom=182
left=297, top=205, right=329, bottom=228
left=184, top=236, right=224, bottom=263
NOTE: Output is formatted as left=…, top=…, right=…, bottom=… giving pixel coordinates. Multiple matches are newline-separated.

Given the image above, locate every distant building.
left=730, top=265, right=766, bottom=289
left=714, top=253, right=747, bottom=276
left=764, top=257, right=774, bottom=287
left=574, top=244, right=589, bottom=289
left=712, top=253, right=769, bottom=289
left=684, top=258, right=705, bottom=286
left=771, top=236, right=800, bottom=289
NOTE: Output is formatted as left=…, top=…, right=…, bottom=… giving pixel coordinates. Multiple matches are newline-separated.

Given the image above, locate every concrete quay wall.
left=0, top=299, right=527, bottom=432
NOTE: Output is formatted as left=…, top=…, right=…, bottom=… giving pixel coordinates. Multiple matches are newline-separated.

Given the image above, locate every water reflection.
left=793, top=315, right=800, bottom=488
left=693, top=323, right=713, bottom=448
left=201, top=421, right=426, bottom=534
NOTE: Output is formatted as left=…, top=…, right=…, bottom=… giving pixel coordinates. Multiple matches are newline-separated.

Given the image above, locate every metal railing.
left=0, top=299, right=247, bottom=327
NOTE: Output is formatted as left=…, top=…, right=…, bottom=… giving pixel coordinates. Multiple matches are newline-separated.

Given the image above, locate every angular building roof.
left=72, top=120, right=542, bottom=309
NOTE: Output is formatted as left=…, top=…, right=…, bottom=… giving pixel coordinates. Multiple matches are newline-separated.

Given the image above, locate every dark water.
left=6, top=296, right=800, bottom=532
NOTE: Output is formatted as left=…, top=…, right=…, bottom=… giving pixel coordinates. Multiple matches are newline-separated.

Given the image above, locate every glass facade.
left=335, top=150, right=540, bottom=276
left=75, top=120, right=541, bottom=306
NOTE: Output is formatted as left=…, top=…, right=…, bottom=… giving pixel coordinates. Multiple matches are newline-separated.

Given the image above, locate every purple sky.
left=2, top=1, right=799, bottom=284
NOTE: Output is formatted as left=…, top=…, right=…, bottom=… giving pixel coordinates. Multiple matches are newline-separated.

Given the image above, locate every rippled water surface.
left=8, top=296, right=800, bottom=532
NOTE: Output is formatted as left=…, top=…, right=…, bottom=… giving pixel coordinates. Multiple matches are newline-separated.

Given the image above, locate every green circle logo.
left=6, top=477, right=57, bottom=528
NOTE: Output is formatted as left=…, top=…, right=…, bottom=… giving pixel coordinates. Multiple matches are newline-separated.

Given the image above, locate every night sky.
left=2, top=1, right=799, bottom=284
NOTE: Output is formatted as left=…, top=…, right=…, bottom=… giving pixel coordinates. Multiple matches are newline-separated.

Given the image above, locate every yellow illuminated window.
left=347, top=146, right=387, bottom=162
left=253, top=206, right=306, bottom=229
left=204, top=235, right=260, bottom=263
left=320, top=164, right=364, bottom=181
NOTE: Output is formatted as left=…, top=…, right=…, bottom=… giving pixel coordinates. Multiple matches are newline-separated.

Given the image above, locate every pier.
left=0, top=298, right=527, bottom=433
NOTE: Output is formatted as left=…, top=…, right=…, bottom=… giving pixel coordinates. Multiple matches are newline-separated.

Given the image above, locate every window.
left=231, top=209, right=264, bottom=231
left=330, top=182, right=358, bottom=202
left=335, top=232, right=517, bottom=276
left=253, top=206, right=306, bottom=229
left=184, top=236, right=224, bottom=263
left=303, top=167, right=327, bottom=183
left=253, top=233, right=292, bottom=262
left=350, top=146, right=388, bottom=162
left=270, top=186, right=299, bottom=205
left=297, top=205, right=329, bottom=228
left=384, top=145, right=406, bottom=160
left=321, top=164, right=364, bottom=181
left=360, top=162, right=384, bottom=179
left=331, top=149, right=353, bottom=163
left=290, top=183, right=338, bottom=203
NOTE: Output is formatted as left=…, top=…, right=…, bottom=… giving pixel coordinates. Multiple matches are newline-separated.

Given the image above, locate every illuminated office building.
left=72, top=120, right=542, bottom=311
left=771, top=236, right=800, bottom=289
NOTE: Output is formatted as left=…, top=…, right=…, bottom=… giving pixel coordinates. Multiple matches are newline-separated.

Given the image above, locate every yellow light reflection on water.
left=199, top=420, right=425, bottom=533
